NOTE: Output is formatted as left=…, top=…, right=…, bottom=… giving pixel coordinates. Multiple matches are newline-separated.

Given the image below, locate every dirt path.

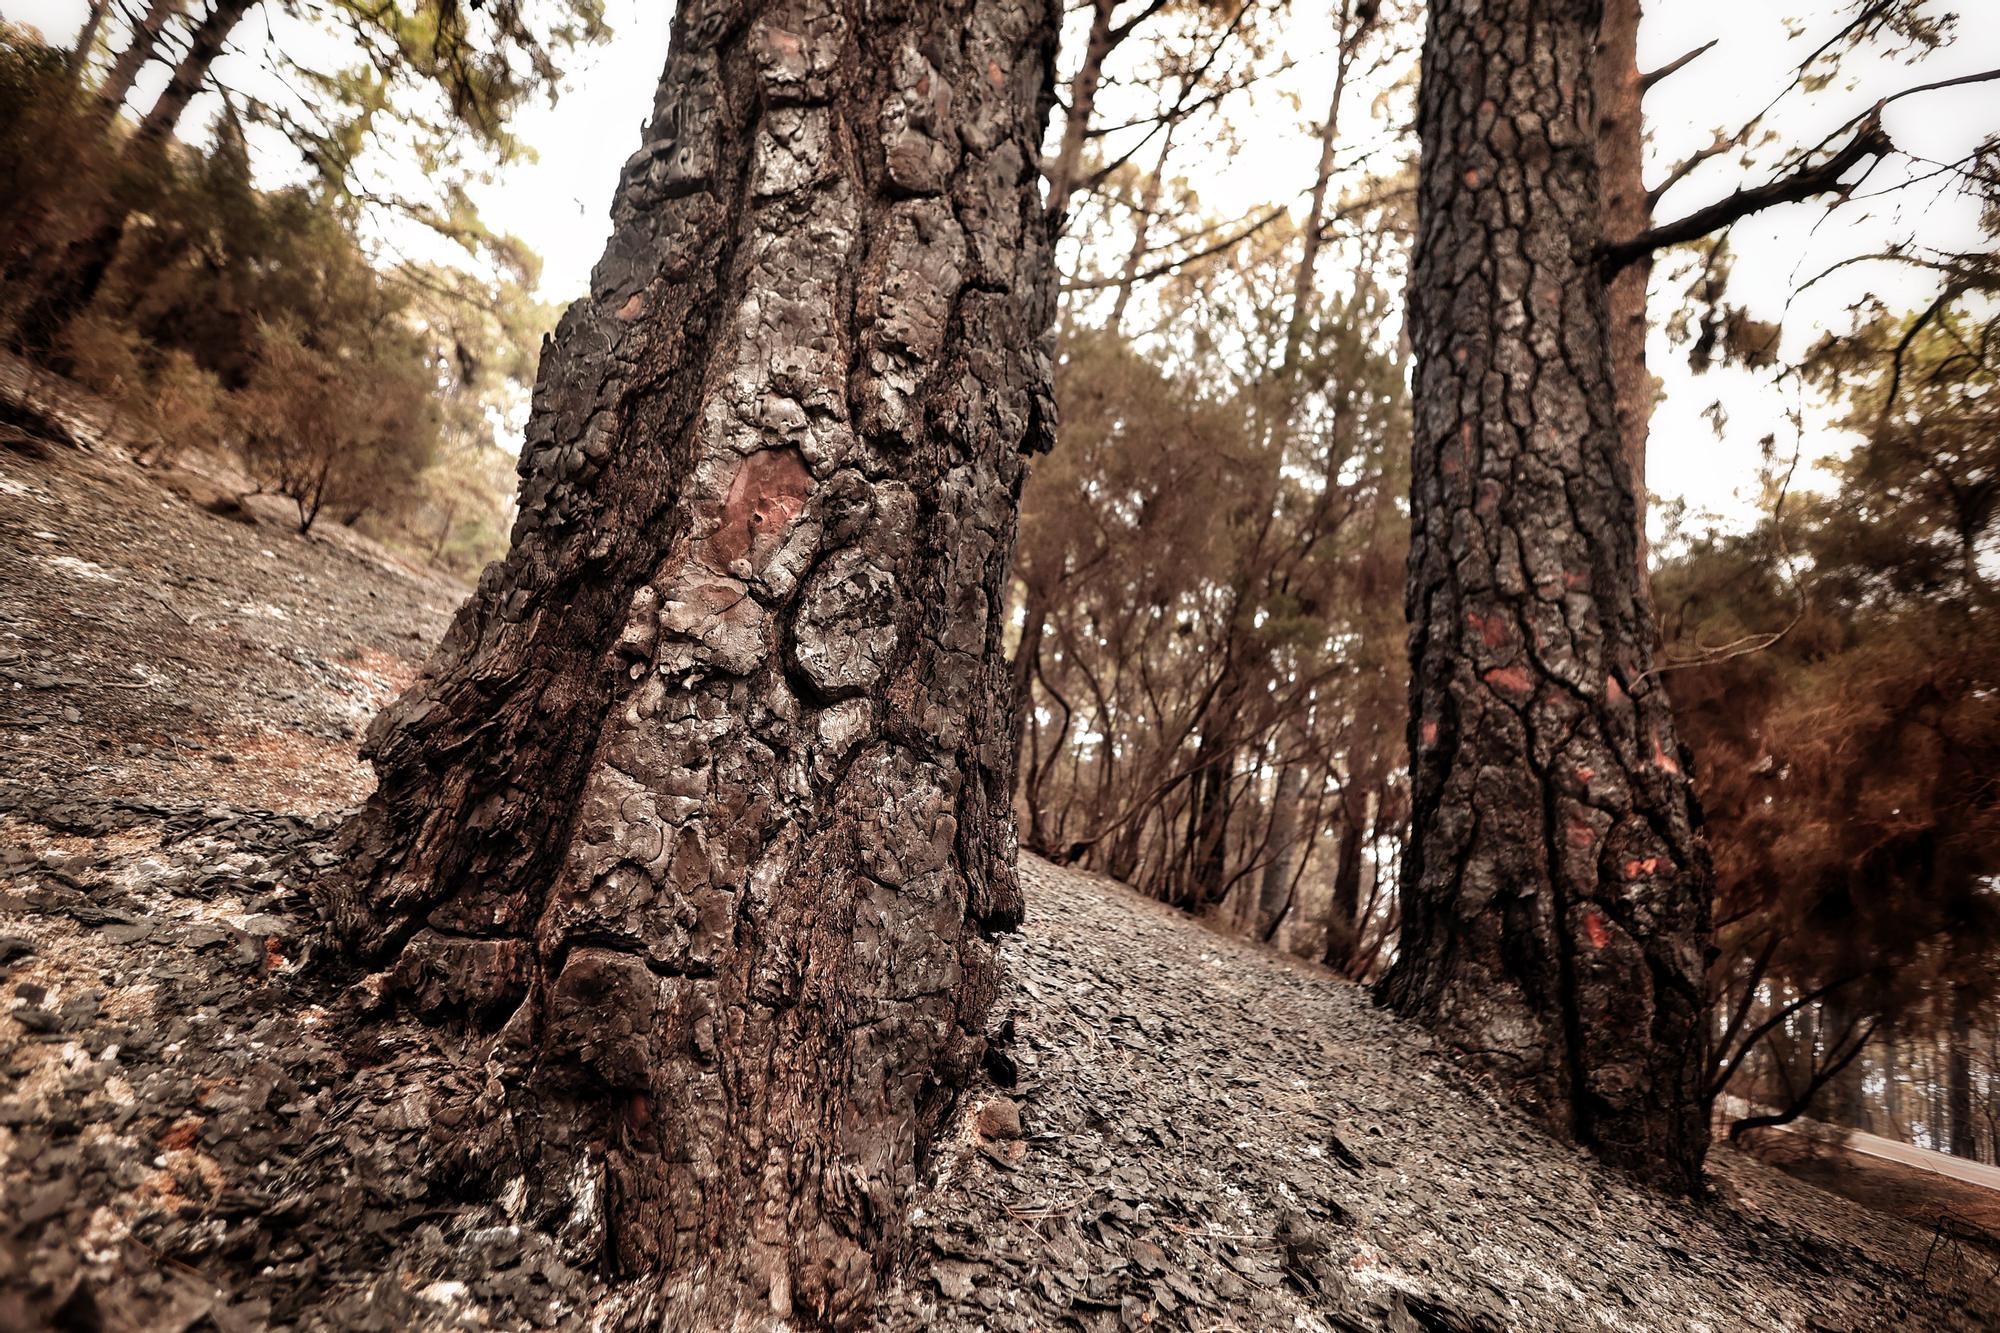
left=1, top=426, right=1995, bottom=1331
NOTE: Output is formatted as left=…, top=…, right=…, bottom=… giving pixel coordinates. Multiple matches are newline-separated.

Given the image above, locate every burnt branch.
left=1605, top=116, right=1893, bottom=275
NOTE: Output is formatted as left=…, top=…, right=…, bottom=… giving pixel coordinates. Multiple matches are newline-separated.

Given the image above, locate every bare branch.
left=1647, top=130, right=1736, bottom=210
left=1061, top=205, right=1288, bottom=292
left=1603, top=116, right=1892, bottom=275
left=1883, top=283, right=1963, bottom=418
left=1640, top=38, right=1717, bottom=93
left=1616, top=66, right=2000, bottom=272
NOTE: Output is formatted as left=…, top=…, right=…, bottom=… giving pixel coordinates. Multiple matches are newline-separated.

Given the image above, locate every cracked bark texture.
left=316, top=0, right=1059, bottom=1323
left=1377, top=0, right=1712, bottom=1194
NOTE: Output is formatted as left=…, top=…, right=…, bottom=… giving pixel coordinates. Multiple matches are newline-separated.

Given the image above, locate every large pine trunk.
left=1378, top=0, right=1713, bottom=1194
left=318, top=0, right=1058, bottom=1323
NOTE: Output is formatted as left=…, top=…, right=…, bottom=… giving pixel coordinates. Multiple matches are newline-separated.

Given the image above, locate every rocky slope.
left=1, top=410, right=1995, bottom=1331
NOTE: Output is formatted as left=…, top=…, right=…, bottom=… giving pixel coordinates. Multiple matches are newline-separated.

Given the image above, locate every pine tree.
left=1378, top=0, right=1713, bottom=1193
left=318, top=1, right=1060, bottom=1323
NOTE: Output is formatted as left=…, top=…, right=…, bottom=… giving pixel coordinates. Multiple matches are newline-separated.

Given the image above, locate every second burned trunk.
left=1379, top=0, right=1713, bottom=1194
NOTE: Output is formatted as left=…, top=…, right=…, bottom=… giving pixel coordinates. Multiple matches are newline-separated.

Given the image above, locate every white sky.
left=7, top=0, right=1997, bottom=538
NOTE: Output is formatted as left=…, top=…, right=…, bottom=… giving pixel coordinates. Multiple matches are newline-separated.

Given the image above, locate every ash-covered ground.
left=2, top=408, right=1995, bottom=1331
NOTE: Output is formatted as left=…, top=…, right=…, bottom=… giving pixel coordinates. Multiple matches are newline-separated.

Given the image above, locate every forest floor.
left=3, top=397, right=1999, bottom=1331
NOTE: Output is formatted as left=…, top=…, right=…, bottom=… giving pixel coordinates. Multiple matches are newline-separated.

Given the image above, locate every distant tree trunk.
left=1009, top=579, right=1049, bottom=776
left=130, top=0, right=255, bottom=153
left=317, top=2, right=1059, bottom=1324
left=1181, top=690, right=1242, bottom=913
left=8, top=0, right=255, bottom=357
left=426, top=499, right=458, bottom=563
left=1255, top=762, right=1306, bottom=939
left=92, top=0, right=187, bottom=122
left=65, top=0, right=113, bottom=91
left=1824, top=994, right=1869, bottom=1129
left=1043, top=0, right=1116, bottom=229
left=1321, top=792, right=1365, bottom=972
left=1106, top=818, right=1142, bottom=883
left=1280, top=0, right=1360, bottom=382
left=1378, top=0, right=1713, bottom=1194
left=1880, top=1026, right=1902, bottom=1135
left=1949, top=987, right=1977, bottom=1159
left=1595, top=0, right=1652, bottom=582
left=1926, top=1033, right=1945, bottom=1147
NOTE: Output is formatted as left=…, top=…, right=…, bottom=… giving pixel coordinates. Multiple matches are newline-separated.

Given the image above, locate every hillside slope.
left=1, top=419, right=1994, bottom=1331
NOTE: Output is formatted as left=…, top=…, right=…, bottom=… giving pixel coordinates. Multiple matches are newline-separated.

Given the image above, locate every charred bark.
left=1377, top=0, right=1713, bottom=1194
left=318, top=0, right=1058, bottom=1324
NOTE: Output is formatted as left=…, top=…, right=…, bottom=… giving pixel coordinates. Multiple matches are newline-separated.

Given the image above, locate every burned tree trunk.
left=318, top=0, right=1058, bottom=1323
left=1377, top=0, right=1713, bottom=1194
left=128, top=0, right=256, bottom=154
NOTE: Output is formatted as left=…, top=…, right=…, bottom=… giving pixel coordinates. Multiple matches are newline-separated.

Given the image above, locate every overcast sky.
left=7, top=0, right=1996, bottom=538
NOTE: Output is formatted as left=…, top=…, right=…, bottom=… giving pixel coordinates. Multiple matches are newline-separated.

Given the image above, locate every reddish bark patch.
left=1604, top=673, right=1627, bottom=704
left=1466, top=609, right=1511, bottom=649
left=1651, top=727, right=1681, bottom=774
left=702, top=447, right=813, bottom=574
left=764, top=27, right=803, bottom=60
left=1440, top=422, right=1472, bottom=474
left=1581, top=910, right=1611, bottom=951
left=1566, top=818, right=1596, bottom=848
left=1420, top=719, right=1440, bottom=747
left=1482, top=664, right=1533, bottom=697
left=1622, top=856, right=1663, bottom=880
